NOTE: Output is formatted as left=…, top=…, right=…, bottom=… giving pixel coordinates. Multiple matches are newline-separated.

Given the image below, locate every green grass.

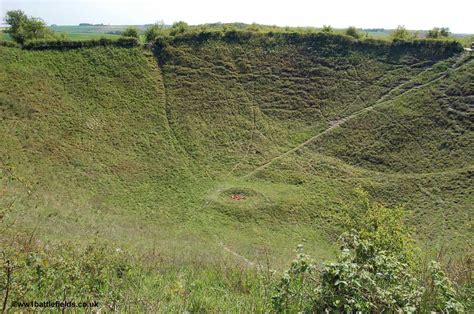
left=0, top=32, right=472, bottom=311
left=49, top=25, right=145, bottom=42
left=55, top=32, right=121, bottom=40
left=1, top=31, right=120, bottom=42
left=49, top=25, right=131, bottom=34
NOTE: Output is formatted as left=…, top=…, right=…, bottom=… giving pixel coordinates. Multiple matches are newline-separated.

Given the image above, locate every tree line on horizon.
left=2, top=9, right=462, bottom=46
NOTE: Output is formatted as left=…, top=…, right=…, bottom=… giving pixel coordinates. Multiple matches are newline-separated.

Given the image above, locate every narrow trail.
left=216, top=238, right=257, bottom=267
left=243, top=54, right=472, bottom=179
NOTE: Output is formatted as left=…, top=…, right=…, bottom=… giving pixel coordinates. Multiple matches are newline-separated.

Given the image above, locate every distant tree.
left=427, top=27, right=449, bottom=39
left=222, top=23, right=236, bottom=33
left=345, top=26, right=361, bottom=39
left=439, top=27, right=450, bottom=37
left=321, top=25, right=333, bottom=33
left=247, top=23, right=260, bottom=32
left=4, top=10, right=53, bottom=44
left=391, top=25, right=411, bottom=40
left=122, top=26, right=139, bottom=39
left=144, top=22, right=164, bottom=42
left=170, top=21, right=189, bottom=36
left=429, top=27, right=452, bottom=39
left=428, top=28, right=441, bottom=38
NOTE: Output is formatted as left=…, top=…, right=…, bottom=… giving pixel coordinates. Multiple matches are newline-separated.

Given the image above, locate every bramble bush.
left=317, top=231, right=423, bottom=312
left=144, top=22, right=165, bottom=42
left=272, top=191, right=466, bottom=312
left=421, top=261, right=465, bottom=312
left=271, top=247, right=319, bottom=312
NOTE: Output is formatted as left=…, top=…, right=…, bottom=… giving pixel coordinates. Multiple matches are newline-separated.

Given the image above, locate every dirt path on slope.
left=243, top=54, right=473, bottom=179
left=216, top=238, right=257, bottom=267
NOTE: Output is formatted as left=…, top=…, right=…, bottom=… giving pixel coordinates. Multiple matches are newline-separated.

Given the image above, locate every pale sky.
left=1, top=0, right=473, bottom=33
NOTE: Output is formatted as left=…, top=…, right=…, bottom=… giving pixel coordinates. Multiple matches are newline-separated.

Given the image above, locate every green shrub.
left=272, top=248, right=319, bottom=312
left=321, top=25, right=333, bottom=33
left=122, top=26, right=139, bottom=39
left=317, top=231, right=423, bottom=312
left=420, top=261, right=465, bottom=312
left=427, top=27, right=450, bottom=39
left=345, top=26, right=361, bottom=39
left=144, top=23, right=164, bottom=42
left=272, top=193, right=465, bottom=312
left=170, top=21, right=189, bottom=36
left=391, top=25, right=412, bottom=40
left=350, top=195, right=418, bottom=263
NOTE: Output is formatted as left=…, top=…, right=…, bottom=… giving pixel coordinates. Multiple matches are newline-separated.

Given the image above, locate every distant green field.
left=1, top=25, right=135, bottom=42
left=0, top=30, right=120, bottom=41
left=50, top=25, right=135, bottom=34
left=55, top=32, right=121, bottom=40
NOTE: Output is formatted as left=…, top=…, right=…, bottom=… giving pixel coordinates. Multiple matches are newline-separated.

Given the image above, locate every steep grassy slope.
left=243, top=57, right=473, bottom=248
left=0, top=46, right=204, bottom=251
left=154, top=33, right=471, bottom=249
left=310, top=59, right=473, bottom=174
left=0, top=35, right=471, bottom=270
left=156, top=34, right=459, bottom=176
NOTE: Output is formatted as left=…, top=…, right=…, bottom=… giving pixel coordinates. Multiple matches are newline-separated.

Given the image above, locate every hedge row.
left=0, top=40, right=20, bottom=48
left=22, top=37, right=139, bottom=50
left=154, top=31, right=463, bottom=63
left=386, top=38, right=463, bottom=60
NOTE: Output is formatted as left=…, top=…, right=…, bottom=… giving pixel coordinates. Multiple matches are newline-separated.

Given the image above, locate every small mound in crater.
left=209, top=186, right=269, bottom=221
left=221, top=187, right=257, bottom=201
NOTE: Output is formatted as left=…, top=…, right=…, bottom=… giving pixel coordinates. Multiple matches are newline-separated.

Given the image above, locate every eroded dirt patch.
left=231, top=193, right=246, bottom=201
